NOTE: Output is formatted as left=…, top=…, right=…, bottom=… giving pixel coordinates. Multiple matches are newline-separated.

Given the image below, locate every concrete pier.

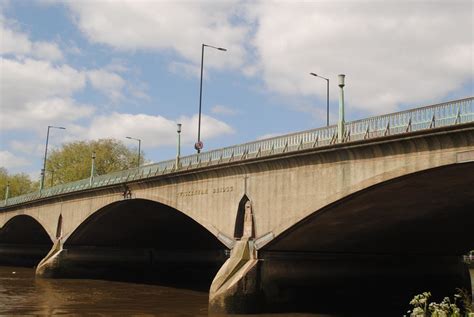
left=209, top=239, right=260, bottom=313
left=210, top=251, right=471, bottom=314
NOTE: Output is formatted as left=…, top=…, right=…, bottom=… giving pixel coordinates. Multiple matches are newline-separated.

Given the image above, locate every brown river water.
left=0, top=266, right=472, bottom=316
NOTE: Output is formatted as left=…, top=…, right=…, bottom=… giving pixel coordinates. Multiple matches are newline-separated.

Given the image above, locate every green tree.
left=46, top=139, right=145, bottom=186
left=0, top=167, right=38, bottom=199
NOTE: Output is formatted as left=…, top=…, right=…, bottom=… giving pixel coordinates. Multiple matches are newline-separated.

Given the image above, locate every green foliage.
left=406, top=289, right=473, bottom=317
left=45, top=139, right=144, bottom=186
left=0, top=167, right=38, bottom=198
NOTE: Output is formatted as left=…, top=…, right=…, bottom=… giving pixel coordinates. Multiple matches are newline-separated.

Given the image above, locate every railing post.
left=338, top=74, right=346, bottom=143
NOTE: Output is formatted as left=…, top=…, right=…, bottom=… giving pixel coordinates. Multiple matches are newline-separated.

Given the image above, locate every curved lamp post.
left=195, top=43, right=227, bottom=153
left=125, top=136, right=141, bottom=168
left=40, top=125, right=66, bottom=191
left=310, top=72, right=330, bottom=126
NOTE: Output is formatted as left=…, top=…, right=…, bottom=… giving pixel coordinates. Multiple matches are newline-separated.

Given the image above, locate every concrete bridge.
left=1, top=97, right=473, bottom=313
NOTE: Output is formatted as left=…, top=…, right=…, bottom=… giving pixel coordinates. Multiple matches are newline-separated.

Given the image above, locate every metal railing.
left=1, top=97, right=472, bottom=208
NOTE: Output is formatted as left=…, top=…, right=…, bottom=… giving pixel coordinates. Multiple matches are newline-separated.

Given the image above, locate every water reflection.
left=0, top=266, right=472, bottom=316
left=0, top=266, right=208, bottom=316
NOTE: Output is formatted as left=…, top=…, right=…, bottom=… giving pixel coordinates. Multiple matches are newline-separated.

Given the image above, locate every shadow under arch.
left=60, top=198, right=228, bottom=289
left=0, top=215, right=53, bottom=267
left=257, top=162, right=474, bottom=314
left=264, top=162, right=474, bottom=255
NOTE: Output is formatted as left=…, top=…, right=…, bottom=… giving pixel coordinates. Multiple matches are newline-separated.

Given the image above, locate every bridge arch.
left=56, top=198, right=229, bottom=287
left=64, top=198, right=227, bottom=250
left=256, top=162, right=473, bottom=312
left=262, top=162, right=474, bottom=255
left=0, top=215, right=52, bottom=245
left=0, top=215, right=53, bottom=266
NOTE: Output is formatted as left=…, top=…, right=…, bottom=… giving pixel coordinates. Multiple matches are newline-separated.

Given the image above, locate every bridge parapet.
left=1, top=97, right=472, bottom=208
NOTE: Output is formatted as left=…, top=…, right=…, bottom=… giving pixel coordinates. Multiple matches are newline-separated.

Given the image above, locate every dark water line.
left=0, top=266, right=472, bottom=316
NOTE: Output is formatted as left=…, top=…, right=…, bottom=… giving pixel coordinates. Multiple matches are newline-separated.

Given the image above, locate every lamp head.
left=177, top=123, right=182, bottom=133
left=338, top=74, right=345, bottom=87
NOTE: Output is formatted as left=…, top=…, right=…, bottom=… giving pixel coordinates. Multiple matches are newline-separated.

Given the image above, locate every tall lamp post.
left=40, top=125, right=66, bottom=191
left=195, top=43, right=227, bottom=153
left=338, top=74, right=346, bottom=143
left=4, top=182, right=9, bottom=205
left=309, top=73, right=330, bottom=126
left=176, top=123, right=182, bottom=169
left=90, top=151, right=96, bottom=186
left=125, top=136, right=141, bottom=168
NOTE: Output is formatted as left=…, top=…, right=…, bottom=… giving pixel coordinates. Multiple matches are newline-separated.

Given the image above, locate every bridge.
left=1, top=97, right=473, bottom=313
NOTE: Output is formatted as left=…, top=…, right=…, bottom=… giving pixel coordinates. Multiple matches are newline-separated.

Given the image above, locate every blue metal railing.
left=2, top=97, right=472, bottom=208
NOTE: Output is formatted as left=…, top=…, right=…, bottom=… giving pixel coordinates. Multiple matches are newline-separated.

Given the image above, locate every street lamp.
left=40, top=125, right=66, bottom=191
left=4, top=182, right=9, bottom=205
left=125, top=136, right=141, bottom=168
left=90, top=151, right=96, bottom=186
left=196, top=43, right=227, bottom=153
left=338, top=74, right=346, bottom=143
left=176, top=123, right=182, bottom=169
left=310, top=73, right=330, bottom=126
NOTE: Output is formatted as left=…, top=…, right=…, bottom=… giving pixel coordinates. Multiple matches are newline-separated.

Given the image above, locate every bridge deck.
left=2, top=97, right=472, bottom=208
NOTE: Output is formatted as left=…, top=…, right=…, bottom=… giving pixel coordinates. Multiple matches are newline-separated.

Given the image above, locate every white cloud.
left=250, top=1, right=473, bottom=113
left=3, top=98, right=94, bottom=131
left=78, top=112, right=234, bottom=148
left=32, top=41, right=63, bottom=61
left=0, top=58, right=93, bottom=131
left=1, top=58, right=85, bottom=106
left=211, top=104, right=239, bottom=116
left=0, top=16, right=63, bottom=61
left=256, top=133, right=282, bottom=140
left=61, top=0, right=472, bottom=114
left=9, top=140, right=44, bottom=157
left=63, top=1, right=248, bottom=69
left=168, top=61, right=201, bottom=79
left=0, top=151, right=31, bottom=169
left=87, top=69, right=126, bottom=102
left=0, top=21, right=30, bottom=55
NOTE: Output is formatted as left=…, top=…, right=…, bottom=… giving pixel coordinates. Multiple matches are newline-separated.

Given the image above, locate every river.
left=0, top=266, right=472, bottom=316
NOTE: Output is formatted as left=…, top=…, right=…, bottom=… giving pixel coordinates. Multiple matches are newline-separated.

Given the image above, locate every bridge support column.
left=208, top=238, right=261, bottom=314
left=36, top=238, right=66, bottom=278
left=209, top=200, right=262, bottom=314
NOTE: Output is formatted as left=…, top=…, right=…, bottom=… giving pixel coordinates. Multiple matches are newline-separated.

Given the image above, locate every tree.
left=0, top=167, right=38, bottom=199
left=46, top=139, right=145, bottom=186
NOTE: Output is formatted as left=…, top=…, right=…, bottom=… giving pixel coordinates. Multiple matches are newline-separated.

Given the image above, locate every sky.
left=1, top=0, right=473, bottom=180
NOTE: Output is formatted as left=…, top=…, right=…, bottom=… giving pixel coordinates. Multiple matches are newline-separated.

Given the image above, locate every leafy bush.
left=406, top=289, right=473, bottom=317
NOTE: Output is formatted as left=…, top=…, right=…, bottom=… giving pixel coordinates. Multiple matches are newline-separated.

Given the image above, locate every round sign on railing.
left=194, top=141, right=204, bottom=151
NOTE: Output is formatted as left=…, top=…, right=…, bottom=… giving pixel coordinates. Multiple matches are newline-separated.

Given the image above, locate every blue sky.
left=1, top=0, right=472, bottom=179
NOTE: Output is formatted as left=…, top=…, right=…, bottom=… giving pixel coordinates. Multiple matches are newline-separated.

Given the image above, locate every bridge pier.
left=209, top=199, right=263, bottom=313
left=36, top=239, right=65, bottom=278
left=210, top=251, right=471, bottom=314
left=209, top=238, right=261, bottom=314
